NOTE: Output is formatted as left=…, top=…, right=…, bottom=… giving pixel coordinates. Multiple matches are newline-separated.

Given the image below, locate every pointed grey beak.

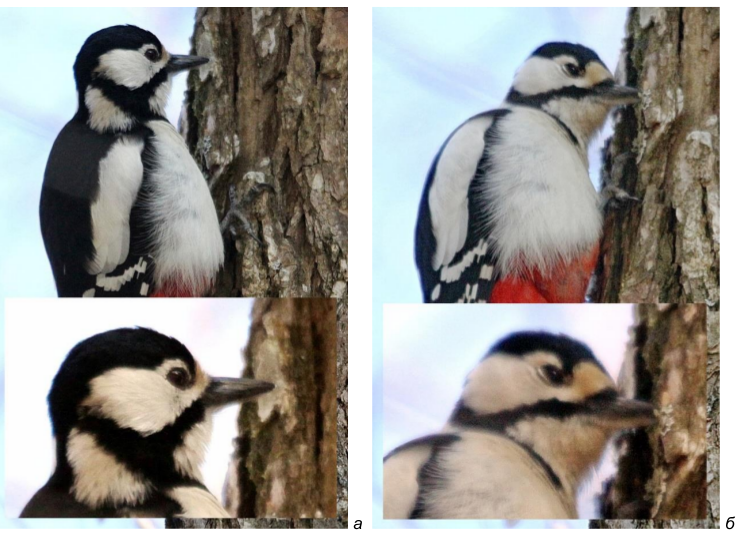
left=584, top=395, right=656, bottom=430
left=592, top=81, right=640, bottom=105
left=202, top=377, right=274, bottom=408
left=166, top=54, right=209, bottom=74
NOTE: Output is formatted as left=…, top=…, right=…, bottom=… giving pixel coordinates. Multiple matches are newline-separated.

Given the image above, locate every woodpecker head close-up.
left=72, top=24, right=208, bottom=133
left=384, top=331, right=655, bottom=519
left=21, top=327, right=274, bottom=518
left=506, top=42, right=639, bottom=144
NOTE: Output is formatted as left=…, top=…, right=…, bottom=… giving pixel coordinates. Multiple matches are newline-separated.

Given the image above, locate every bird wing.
left=20, top=482, right=111, bottom=518
left=415, top=109, right=511, bottom=303
left=383, top=434, right=460, bottom=519
left=40, top=120, right=154, bottom=296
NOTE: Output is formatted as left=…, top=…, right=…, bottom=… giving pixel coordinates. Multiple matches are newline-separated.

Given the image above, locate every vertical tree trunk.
left=167, top=7, right=348, bottom=529
left=588, top=8, right=718, bottom=528
left=183, top=7, right=348, bottom=300
left=591, top=7, right=719, bottom=305
left=590, top=304, right=715, bottom=528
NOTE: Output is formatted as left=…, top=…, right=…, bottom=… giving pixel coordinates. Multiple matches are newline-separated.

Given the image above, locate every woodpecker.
left=383, top=331, right=654, bottom=519
left=40, top=25, right=224, bottom=297
left=20, top=327, right=274, bottom=518
left=415, top=42, right=640, bottom=303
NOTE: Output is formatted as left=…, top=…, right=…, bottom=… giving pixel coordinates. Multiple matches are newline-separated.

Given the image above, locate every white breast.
left=480, top=107, right=602, bottom=277
left=423, top=431, right=575, bottom=519
left=143, top=120, right=224, bottom=294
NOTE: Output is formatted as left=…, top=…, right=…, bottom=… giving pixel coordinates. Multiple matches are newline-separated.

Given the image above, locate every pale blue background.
left=372, top=7, right=631, bottom=529
left=0, top=7, right=197, bottom=528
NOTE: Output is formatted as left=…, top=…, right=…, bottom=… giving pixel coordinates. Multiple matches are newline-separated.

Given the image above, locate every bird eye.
left=564, top=63, right=581, bottom=77
left=144, top=48, right=160, bottom=62
left=541, top=364, right=566, bottom=386
left=167, top=367, right=190, bottom=389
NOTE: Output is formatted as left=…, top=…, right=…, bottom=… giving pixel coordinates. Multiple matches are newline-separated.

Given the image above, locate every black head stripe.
left=483, top=331, right=606, bottom=375
left=531, top=41, right=607, bottom=70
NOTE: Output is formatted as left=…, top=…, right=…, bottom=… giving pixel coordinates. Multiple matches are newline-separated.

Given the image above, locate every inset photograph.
left=5, top=298, right=339, bottom=525
left=380, top=304, right=707, bottom=527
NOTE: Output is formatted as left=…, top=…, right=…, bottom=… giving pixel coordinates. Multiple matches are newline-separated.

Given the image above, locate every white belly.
left=144, top=120, right=224, bottom=294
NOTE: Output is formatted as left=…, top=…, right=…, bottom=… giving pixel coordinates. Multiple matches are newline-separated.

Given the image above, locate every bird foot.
left=601, top=184, right=640, bottom=208
left=220, top=183, right=275, bottom=245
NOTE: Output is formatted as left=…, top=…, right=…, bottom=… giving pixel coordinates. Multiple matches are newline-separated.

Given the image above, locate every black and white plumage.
left=383, top=332, right=655, bottom=519
left=415, top=43, right=640, bottom=304
left=40, top=25, right=223, bottom=297
left=20, top=327, right=274, bottom=518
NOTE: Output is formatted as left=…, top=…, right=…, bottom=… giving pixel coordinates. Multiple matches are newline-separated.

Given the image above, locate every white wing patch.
left=87, top=137, right=145, bottom=275
left=428, top=115, right=495, bottom=270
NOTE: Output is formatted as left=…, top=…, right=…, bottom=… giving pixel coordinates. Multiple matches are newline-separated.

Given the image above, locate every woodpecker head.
left=73, top=25, right=209, bottom=132
left=450, top=331, right=654, bottom=489
left=46, top=327, right=273, bottom=511
left=507, top=42, right=639, bottom=144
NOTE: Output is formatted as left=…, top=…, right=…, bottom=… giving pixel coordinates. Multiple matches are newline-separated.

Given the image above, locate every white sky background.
left=380, top=304, right=634, bottom=528
left=372, top=7, right=632, bottom=529
left=4, top=298, right=254, bottom=527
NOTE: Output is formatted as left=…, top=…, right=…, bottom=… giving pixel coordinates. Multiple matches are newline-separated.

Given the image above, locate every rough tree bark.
left=167, top=7, right=348, bottom=529
left=590, top=305, right=714, bottom=529
left=167, top=299, right=346, bottom=529
left=587, top=8, right=719, bottom=528
left=591, top=7, right=719, bottom=305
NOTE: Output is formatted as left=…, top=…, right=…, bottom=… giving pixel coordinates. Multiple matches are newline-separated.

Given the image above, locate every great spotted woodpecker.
left=20, top=327, right=274, bottom=518
left=415, top=42, right=640, bottom=303
left=383, top=331, right=654, bottom=519
left=40, top=25, right=223, bottom=297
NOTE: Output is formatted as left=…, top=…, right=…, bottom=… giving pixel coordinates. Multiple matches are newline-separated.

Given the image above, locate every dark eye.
left=541, top=365, right=566, bottom=386
left=144, top=48, right=159, bottom=62
left=167, top=367, right=190, bottom=389
left=565, top=63, right=581, bottom=77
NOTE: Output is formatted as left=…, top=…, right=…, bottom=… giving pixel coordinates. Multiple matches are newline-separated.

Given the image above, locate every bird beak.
left=166, top=54, right=210, bottom=74
left=584, top=395, right=656, bottom=430
left=591, top=80, right=640, bottom=105
left=202, top=377, right=274, bottom=409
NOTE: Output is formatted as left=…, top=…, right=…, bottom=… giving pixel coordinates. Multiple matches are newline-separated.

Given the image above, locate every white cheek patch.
left=167, top=486, right=230, bottom=518
left=87, top=137, right=145, bottom=275
left=84, top=87, right=134, bottom=132
left=67, top=428, right=152, bottom=508
left=96, top=46, right=165, bottom=89
left=173, top=417, right=212, bottom=480
left=149, top=78, right=171, bottom=116
left=81, top=359, right=208, bottom=436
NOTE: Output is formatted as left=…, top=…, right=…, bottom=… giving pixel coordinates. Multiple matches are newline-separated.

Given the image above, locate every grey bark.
left=167, top=7, right=348, bottom=529
left=588, top=8, right=718, bottom=528
left=590, top=304, right=715, bottom=528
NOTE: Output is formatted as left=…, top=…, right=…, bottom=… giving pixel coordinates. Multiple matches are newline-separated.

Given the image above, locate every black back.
left=415, top=109, right=510, bottom=302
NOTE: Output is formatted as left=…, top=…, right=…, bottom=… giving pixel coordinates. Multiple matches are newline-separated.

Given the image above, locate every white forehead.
left=82, top=358, right=208, bottom=436
left=96, top=44, right=168, bottom=89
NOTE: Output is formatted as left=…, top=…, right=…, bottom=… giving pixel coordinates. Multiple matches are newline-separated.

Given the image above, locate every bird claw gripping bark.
left=220, top=183, right=276, bottom=245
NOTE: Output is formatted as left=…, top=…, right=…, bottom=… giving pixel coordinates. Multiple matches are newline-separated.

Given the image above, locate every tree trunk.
left=590, top=304, right=715, bottom=528
left=591, top=7, right=719, bottom=305
left=167, top=298, right=346, bottom=529
left=588, top=8, right=718, bottom=528
left=167, top=7, right=348, bottom=529
left=183, top=7, right=348, bottom=300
